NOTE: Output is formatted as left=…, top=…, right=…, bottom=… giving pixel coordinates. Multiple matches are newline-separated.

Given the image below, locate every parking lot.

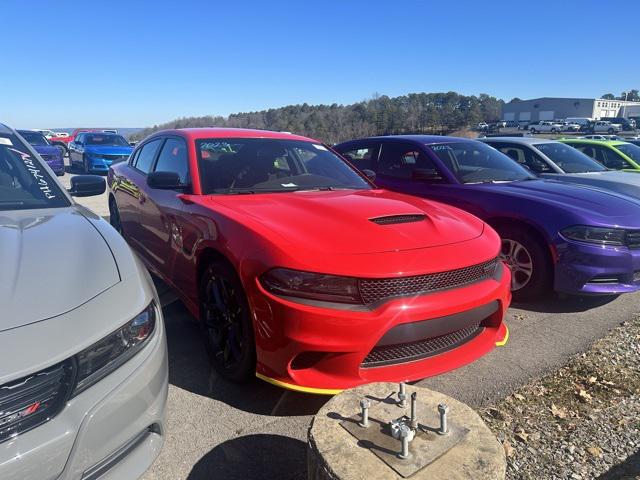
left=52, top=167, right=640, bottom=479
left=138, top=282, right=636, bottom=479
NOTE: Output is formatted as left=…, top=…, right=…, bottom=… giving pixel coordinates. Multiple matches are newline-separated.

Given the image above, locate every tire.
left=199, top=261, right=256, bottom=382
left=551, top=128, right=557, bottom=133
left=53, top=143, right=68, bottom=158
left=109, top=197, right=123, bottom=235
left=82, top=154, right=90, bottom=173
left=608, top=128, right=614, bottom=134
left=495, top=225, right=553, bottom=301
left=530, top=128, right=537, bottom=134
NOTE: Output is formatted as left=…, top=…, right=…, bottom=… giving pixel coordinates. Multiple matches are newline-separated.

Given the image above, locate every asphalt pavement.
left=54, top=167, right=639, bottom=480
left=140, top=285, right=639, bottom=480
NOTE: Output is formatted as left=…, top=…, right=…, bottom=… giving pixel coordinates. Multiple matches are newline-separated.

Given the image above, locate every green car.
left=559, top=139, right=640, bottom=172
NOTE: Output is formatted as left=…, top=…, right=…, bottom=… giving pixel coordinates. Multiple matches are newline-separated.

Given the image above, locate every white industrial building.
left=502, top=97, right=640, bottom=122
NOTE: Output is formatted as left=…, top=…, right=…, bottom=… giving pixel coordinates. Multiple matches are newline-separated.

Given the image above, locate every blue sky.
left=2, top=0, right=638, bottom=128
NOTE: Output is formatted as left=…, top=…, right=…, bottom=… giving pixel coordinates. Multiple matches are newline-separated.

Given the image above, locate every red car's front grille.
left=361, top=323, right=483, bottom=368
left=358, top=258, right=499, bottom=305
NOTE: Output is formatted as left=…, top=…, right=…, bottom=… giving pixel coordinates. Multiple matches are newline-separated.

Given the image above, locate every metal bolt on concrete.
left=307, top=382, right=505, bottom=480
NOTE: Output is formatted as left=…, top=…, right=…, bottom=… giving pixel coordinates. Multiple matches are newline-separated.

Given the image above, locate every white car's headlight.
left=72, top=303, right=157, bottom=396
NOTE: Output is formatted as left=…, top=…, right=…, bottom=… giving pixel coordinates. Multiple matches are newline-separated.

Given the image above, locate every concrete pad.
left=307, top=383, right=504, bottom=480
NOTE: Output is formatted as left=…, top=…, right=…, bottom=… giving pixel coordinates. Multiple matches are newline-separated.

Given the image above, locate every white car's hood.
left=0, top=207, right=120, bottom=332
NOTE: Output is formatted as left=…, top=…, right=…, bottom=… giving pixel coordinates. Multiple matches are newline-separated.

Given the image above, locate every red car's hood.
left=205, top=189, right=484, bottom=254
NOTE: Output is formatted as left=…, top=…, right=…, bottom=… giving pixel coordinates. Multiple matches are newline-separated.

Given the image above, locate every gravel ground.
left=483, top=317, right=640, bottom=479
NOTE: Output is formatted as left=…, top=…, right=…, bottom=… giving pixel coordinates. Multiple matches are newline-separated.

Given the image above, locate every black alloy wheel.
left=200, top=261, right=255, bottom=382
left=109, top=198, right=123, bottom=235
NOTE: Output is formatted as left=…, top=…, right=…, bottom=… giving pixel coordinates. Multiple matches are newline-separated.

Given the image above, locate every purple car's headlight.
left=560, top=226, right=626, bottom=246
left=72, top=303, right=157, bottom=396
left=261, top=268, right=363, bottom=304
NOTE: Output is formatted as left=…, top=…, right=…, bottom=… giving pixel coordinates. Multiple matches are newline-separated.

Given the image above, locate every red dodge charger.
left=108, top=128, right=510, bottom=393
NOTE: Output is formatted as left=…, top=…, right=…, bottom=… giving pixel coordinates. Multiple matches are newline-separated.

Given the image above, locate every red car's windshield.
left=196, top=138, right=371, bottom=194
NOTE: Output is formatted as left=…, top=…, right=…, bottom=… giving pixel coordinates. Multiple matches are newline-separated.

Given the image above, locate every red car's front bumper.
left=250, top=264, right=511, bottom=394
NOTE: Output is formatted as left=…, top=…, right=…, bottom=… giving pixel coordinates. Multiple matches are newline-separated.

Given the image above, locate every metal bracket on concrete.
left=340, top=389, right=469, bottom=478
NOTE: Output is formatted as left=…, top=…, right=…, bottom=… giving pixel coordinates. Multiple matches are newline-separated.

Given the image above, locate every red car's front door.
left=137, top=137, right=191, bottom=281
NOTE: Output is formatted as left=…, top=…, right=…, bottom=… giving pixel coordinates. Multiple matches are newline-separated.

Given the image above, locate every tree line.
left=602, top=89, right=640, bottom=102
left=132, top=92, right=504, bottom=144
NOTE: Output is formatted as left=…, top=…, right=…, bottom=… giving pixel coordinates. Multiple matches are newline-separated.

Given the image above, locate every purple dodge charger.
left=17, top=129, right=65, bottom=176
left=335, top=136, right=640, bottom=300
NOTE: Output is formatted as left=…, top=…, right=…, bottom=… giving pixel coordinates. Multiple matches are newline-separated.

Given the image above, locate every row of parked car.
left=479, top=117, right=638, bottom=134
left=4, top=122, right=640, bottom=478
left=13, top=128, right=136, bottom=177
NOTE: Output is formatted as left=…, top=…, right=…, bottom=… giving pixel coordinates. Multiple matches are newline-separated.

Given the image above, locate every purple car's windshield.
left=18, top=131, right=49, bottom=147
left=0, top=134, right=69, bottom=210
left=536, top=142, right=606, bottom=173
left=428, top=141, right=535, bottom=184
left=196, top=138, right=371, bottom=194
left=616, top=143, right=640, bottom=163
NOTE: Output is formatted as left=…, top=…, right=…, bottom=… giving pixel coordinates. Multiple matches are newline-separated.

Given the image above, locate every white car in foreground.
left=0, top=123, right=168, bottom=480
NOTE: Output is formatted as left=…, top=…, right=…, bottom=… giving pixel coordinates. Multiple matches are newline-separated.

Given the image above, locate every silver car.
left=480, top=136, right=640, bottom=200
left=0, top=123, right=168, bottom=480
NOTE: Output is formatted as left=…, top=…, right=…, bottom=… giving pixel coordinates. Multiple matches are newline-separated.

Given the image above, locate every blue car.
left=334, top=136, right=640, bottom=300
left=69, top=132, right=133, bottom=173
left=17, top=129, right=65, bottom=176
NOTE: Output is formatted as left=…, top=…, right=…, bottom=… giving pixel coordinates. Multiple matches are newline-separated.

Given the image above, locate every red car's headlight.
left=261, top=268, right=363, bottom=304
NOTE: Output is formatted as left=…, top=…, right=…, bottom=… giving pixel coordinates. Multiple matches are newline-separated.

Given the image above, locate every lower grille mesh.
left=361, top=323, right=483, bottom=368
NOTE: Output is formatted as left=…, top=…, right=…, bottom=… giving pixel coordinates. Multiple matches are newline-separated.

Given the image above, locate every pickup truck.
left=592, top=121, right=622, bottom=134
left=528, top=121, right=564, bottom=133
left=560, top=122, right=581, bottom=132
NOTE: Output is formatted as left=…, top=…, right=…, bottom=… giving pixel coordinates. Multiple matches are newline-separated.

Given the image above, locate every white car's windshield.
left=0, top=134, right=68, bottom=210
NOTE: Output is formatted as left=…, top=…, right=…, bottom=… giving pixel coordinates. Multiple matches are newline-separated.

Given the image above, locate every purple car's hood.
left=0, top=207, right=120, bottom=331
left=478, top=179, right=640, bottom=221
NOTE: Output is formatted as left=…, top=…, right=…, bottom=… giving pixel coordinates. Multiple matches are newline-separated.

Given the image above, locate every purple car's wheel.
left=495, top=225, right=552, bottom=301
left=200, top=261, right=255, bottom=382
left=501, top=239, right=533, bottom=291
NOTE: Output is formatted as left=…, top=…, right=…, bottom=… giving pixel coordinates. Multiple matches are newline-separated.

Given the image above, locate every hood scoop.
left=369, top=214, right=427, bottom=225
